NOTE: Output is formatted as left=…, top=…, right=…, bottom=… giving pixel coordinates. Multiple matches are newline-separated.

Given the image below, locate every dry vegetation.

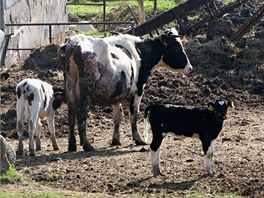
left=0, top=0, right=264, bottom=197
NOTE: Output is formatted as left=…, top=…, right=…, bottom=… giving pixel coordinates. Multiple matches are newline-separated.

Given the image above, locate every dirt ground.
left=0, top=2, right=264, bottom=197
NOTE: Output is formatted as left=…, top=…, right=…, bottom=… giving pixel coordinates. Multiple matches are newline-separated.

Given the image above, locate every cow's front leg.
left=111, top=103, right=123, bottom=145
left=76, top=99, right=95, bottom=151
left=130, top=95, right=147, bottom=145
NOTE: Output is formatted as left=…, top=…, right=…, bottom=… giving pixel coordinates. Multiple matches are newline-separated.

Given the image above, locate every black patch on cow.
left=161, top=36, right=188, bottom=70
left=111, top=53, right=119, bottom=59
left=130, top=64, right=134, bottom=87
left=44, top=96, right=47, bottom=109
left=28, top=93, right=34, bottom=105
left=17, top=87, right=21, bottom=99
left=130, top=95, right=135, bottom=114
left=41, top=84, right=47, bottom=109
left=115, top=44, right=132, bottom=59
left=111, top=71, right=126, bottom=99
left=22, top=82, right=27, bottom=87
left=135, top=39, right=163, bottom=96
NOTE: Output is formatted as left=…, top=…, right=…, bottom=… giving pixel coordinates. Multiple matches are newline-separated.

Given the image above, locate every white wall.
left=3, top=0, right=68, bottom=66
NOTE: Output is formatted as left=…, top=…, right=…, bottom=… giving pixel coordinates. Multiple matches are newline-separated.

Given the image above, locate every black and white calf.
left=16, top=78, right=65, bottom=156
left=144, top=100, right=234, bottom=176
left=57, top=28, right=192, bottom=152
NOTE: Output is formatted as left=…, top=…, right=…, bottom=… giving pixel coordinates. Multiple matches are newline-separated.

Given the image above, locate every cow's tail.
left=143, top=105, right=151, bottom=143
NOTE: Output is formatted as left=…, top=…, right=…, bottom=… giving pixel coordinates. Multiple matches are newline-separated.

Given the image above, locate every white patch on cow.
left=170, top=28, right=179, bottom=36
left=218, top=100, right=225, bottom=105
left=205, top=141, right=214, bottom=175
left=151, top=146, right=162, bottom=174
left=154, top=55, right=192, bottom=75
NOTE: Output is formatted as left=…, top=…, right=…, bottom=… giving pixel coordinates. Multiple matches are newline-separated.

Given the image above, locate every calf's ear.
left=227, top=101, right=234, bottom=108
left=207, top=102, right=215, bottom=111
left=160, top=34, right=169, bottom=47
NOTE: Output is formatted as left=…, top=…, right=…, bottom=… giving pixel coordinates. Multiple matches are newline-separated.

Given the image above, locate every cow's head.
left=207, top=100, right=234, bottom=121
left=158, top=28, right=192, bottom=75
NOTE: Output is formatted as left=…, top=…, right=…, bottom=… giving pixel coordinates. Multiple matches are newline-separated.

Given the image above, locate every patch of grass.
left=0, top=165, right=23, bottom=184
left=67, top=0, right=185, bottom=18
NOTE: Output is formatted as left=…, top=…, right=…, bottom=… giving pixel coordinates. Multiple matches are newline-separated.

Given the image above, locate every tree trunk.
left=138, top=0, right=146, bottom=24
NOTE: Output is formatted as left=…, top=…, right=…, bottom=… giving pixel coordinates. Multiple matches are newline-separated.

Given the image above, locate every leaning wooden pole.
left=230, top=4, right=264, bottom=43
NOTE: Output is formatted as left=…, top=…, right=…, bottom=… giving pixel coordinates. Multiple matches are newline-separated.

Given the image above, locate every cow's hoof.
left=36, top=146, right=41, bottom=151
left=17, top=150, right=24, bottom=156
left=135, top=139, right=147, bottom=145
left=83, top=143, right=95, bottom=152
left=68, top=144, right=77, bottom=152
left=111, top=139, right=121, bottom=146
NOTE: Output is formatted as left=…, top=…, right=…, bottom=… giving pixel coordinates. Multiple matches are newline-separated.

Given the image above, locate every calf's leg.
left=130, top=95, right=146, bottom=145
left=111, top=103, right=123, bottom=145
left=150, top=132, right=164, bottom=176
left=28, top=114, right=38, bottom=156
left=35, top=119, right=42, bottom=151
left=47, top=114, right=59, bottom=150
left=201, top=137, right=214, bottom=175
left=16, top=101, right=25, bottom=155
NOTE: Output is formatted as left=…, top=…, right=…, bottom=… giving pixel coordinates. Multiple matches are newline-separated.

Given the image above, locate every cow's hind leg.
left=76, top=100, right=95, bottom=151
left=130, top=95, right=147, bottom=145
left=68, top=103, right=77, bottom=151
left=111, top=103, right=123, bottom=145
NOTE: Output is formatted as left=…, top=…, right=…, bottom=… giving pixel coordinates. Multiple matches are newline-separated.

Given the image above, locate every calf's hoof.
left=135, top=139, right=147, bottom=146
left=152, top=165, right=163, bottom=176
left=53, top=145, right=60, bottom=151
left=111, top=139, right=121, bottom=146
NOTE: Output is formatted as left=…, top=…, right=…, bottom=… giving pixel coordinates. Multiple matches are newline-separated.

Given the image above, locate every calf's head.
left=159, top=28, right=192, bottom=75
left=52, top=88, right=66, bottom=110
left=208, top=100, right=234, bottom=121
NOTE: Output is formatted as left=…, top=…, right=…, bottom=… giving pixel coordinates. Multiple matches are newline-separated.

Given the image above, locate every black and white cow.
left=16, top=78, right=65, bottom=156
left=143, top=100, right=234, bottom=176
left=57, top=28, right=193, bottom=152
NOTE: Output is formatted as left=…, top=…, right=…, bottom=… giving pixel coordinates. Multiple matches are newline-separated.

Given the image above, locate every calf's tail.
left=143, top=106, right=151, bottom=143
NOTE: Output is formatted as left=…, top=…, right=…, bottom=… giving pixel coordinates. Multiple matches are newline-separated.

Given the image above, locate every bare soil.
left=0, top=3, right=264, bottom=196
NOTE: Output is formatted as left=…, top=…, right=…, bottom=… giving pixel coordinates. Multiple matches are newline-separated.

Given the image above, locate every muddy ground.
left=0, top=2, right=264, bottom=197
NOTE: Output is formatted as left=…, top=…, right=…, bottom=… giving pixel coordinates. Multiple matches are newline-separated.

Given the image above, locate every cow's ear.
left=160, top=34, right=169, bottom=47
left=207, top=102, right=215, bottom=111
left=227, top=101, right=234, bottom=108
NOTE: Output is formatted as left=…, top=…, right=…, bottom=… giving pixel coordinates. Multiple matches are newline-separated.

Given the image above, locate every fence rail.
left=5, top=21, right=135, bottom=51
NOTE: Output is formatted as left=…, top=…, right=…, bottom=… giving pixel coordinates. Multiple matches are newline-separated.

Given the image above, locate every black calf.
left=144, top=100, right=234, bottom=176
